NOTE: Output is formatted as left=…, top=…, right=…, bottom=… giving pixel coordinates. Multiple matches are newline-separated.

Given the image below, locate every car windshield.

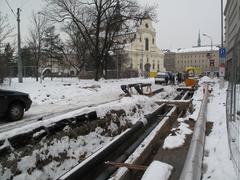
left=156, top=74, right=165, bottom=78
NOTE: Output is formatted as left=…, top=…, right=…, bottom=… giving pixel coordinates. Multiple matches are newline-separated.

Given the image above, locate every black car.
left=0, top=89, right=32, bottom=121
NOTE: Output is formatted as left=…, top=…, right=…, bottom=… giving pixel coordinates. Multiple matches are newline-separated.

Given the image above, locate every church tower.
left=198, top=30, right=201, bottom=47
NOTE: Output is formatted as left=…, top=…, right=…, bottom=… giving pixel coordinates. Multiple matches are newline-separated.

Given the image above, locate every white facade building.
left=124, top=17, right=165, bottom=75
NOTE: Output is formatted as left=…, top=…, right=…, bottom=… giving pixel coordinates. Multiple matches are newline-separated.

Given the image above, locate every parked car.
left=155, top=72, right=169, bottom=84
left=0, top=89, right=32, bottom=121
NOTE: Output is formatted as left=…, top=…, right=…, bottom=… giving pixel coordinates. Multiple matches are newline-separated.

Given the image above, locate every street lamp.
left=202, top=33, right=213, bottom=56
left=136, top=45, right=144, bottom=77
left=203, top=33, right=213, bottom=76
left=108, top=50, right=119, bottom=79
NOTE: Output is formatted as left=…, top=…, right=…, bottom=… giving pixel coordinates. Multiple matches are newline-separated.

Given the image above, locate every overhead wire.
left=4, top=0, right=17, bottom=18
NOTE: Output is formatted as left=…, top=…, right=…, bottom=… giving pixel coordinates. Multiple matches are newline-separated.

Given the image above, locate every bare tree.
left=0, top=12, right=14, bottom=48
left=61, top=23, right=90, bottom=77
left=28, top=12, right=49, bottom=81
left=0, top=12, right=14, bottom=83
left=44, top=0, right=155, bottom=80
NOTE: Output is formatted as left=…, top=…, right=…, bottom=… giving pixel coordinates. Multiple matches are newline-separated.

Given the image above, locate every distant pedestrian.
left=165, top=75, right=169, bottom=84
left=177, top=73, right=182, bottom=84
left=172, top=74, right=175, bottom=84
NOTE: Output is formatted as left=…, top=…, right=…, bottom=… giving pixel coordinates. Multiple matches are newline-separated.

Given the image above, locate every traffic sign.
left=219, top=48, right=226, bottom=58
left=219, top=65, right=225, bottom=77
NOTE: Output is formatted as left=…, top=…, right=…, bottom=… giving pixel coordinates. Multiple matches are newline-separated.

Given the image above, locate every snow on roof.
left=171, top=46, right=219, bottom=53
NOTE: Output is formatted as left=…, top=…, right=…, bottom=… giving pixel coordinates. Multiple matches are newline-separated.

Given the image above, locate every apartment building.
left=164, top=46, right=220, bottom=74
left=225, top=0, right=240, bottom=175
left=224, top=0, right=240, bottom=78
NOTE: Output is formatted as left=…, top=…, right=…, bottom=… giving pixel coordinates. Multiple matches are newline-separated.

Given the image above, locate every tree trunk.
left=95, top=60, right=100, bottom=81
left=35, top=63, right=39, bottom=81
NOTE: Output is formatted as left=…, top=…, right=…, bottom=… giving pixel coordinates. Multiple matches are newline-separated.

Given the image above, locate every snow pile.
left=0, top=77, right=174, bottom=180
left=0, top=94, right=160, bottom=140
left=189, top=82, right=204, bottom=121
left=0, top=130, right=113, bottom=180
left=163, top=119, right=192, bottom=149
left=141, top=161, right=173, bottom=180
left=198, top=76, right=214, bottom=84
left=0, top=77, right=172, bottom=121
left=202, top=80, right=238, bottom=180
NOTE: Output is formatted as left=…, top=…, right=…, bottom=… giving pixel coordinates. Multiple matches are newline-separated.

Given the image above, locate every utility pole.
left=141, top=44, right=144, bottom=76
left=17, top=8, right=23, bottom=83
left=221, top=0, right=224, bottom=48
left=220, top=0, right=225, bottom=88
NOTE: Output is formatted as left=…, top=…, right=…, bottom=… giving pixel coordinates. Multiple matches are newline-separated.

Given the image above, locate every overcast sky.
left=0, top=0, right=226, bottom=49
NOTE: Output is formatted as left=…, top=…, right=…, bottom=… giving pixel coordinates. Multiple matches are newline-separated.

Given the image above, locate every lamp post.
left=108, top=50, right=119, bottom=79
left=116, top=50, right=119, bottom=79
left=221, top=0, right=224, bottom=48
left=203, top=33, right=213, bottom=56
left=203, top=33, right=213, bottom=77
left=136, top=44, right=144, bottom=77
left=141, top=44, right=144, bottom=75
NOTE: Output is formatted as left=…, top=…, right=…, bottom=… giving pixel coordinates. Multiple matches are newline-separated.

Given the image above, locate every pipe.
left=96, top=105, right=171, bottom=180
left=58, top=104, right=166, bottom=180
left=179, top=84, right=209, bottom=180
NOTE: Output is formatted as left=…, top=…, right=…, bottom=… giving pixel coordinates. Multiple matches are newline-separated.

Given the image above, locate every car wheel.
left=8, top=103, right=24, bottom=121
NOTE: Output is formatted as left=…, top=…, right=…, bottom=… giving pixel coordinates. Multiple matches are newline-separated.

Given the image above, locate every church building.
left=124, top=16, right=165, bottom=75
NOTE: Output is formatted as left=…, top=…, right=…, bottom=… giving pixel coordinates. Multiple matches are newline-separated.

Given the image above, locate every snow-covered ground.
left=0, top=77, right=175, bottom=122
left=0, top=77, right=177, bottom=180
left=0, top=77, right=238, bottom=180
left=202, top=79, right=238, bottom=180
left=0, top=77, right=176, bottom=136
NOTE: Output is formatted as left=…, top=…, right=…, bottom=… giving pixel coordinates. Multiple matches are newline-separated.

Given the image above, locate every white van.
left=155, top=72, right=169, bottom=84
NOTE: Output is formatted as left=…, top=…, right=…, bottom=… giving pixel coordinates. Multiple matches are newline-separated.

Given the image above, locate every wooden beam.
left=105, top=161, right=147, bottom=171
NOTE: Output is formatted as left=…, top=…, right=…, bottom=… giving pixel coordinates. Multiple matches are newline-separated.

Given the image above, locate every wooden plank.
left=105, top=161, right=147, bottom=171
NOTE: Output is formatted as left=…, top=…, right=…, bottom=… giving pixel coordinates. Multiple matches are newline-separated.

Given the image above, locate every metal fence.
left=226, top=30, right=240, bottom=177
left=1, top=65, right=139, bottom=82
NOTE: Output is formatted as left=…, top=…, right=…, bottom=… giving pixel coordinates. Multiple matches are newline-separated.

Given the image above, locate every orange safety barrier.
left=185, top=78, right=197, bottom=87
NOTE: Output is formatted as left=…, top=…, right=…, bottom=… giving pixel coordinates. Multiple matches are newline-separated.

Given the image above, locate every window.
left=152, top=38, right=155, bottom=44
left=153, top=64, right=155, bottom=70
left=145, top=38, right=149, bottom=51
left=145, top=23, right=149, bottom=28
left=140, top=36, right=142, bottom=42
